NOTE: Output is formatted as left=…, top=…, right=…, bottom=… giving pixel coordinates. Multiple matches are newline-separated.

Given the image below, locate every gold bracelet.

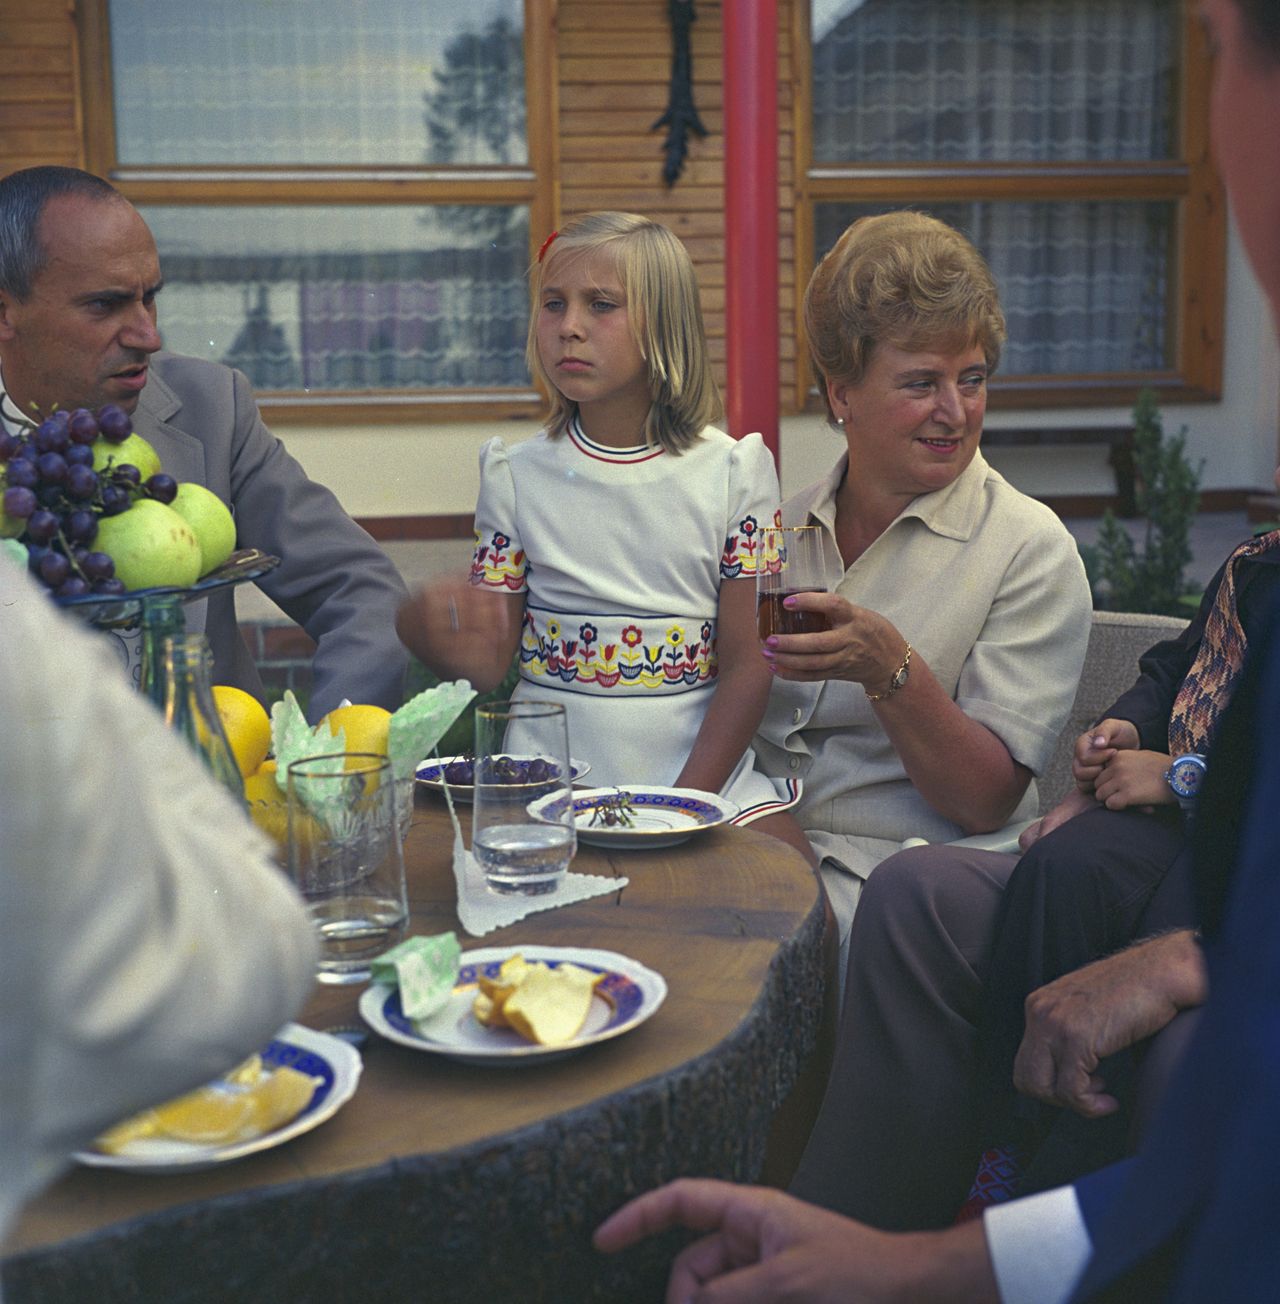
left=865, top=642, right=912, bottom=702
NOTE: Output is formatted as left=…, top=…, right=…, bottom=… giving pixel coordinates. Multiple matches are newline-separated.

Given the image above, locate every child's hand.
left=1071, top=717, right=1140, bottom=791
left=1092, top=749, right=1175, bottom=810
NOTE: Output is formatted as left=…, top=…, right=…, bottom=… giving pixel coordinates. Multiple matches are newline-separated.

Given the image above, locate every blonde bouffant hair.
left=526, top=211, right=721, bottom=453
left=804, top=210, right=1007, bottom=426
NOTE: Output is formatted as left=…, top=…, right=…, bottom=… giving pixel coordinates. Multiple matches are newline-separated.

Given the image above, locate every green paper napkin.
left=387, top=679, right=477, bottom=781
left=371, top=932, right=462, bottom=1019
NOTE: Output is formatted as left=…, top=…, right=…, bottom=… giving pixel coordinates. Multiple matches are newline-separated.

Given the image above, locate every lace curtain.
left=142, top=206, right=531, bottom=392
left=812, top=0, right=1178, bottom=375
left=112, top=1, right=529, bottom=392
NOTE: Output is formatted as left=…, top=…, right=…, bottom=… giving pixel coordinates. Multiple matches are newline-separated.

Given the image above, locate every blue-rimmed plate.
left=414, top=755, right=590, bottom=803
left=537, top=786, right=738, bottom=850
left=74, top=1023, right=362, bottom=1174
left=358, top=945, right=667, bottom=1066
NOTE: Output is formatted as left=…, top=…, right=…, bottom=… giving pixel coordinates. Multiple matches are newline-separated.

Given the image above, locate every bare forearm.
left=874, top=649, right=1028, bottom=832
left=676, top=656, right=772, bottom=793
left=891, top=1222, right=1001, bottom=1304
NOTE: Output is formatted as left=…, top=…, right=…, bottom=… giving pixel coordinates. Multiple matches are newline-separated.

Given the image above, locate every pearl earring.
left=835, top=416, right=846, bottom=426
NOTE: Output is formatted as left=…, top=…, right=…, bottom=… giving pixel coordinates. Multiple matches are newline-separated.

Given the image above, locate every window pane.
left=110, top=0, right=526, bottom=166
left=812, top=0, right=1178, bottom=163
left=815, top=201, right=1174, bottom=375
left=142, top=206, right=531, bottom=392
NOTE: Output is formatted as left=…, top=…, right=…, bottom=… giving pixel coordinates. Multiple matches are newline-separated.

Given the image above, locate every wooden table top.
left=5, top=793, right=831, bottom=1302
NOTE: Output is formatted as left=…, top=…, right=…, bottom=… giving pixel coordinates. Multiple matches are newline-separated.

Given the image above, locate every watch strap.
left=866, top=642, right=912, bottom=702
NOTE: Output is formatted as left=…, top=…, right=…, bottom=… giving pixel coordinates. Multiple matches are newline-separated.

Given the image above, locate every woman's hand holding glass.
left=761, top=592, right=908, bottom=693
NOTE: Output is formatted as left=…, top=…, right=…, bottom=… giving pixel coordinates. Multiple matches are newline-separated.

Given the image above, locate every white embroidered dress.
left=470, top=417, right=780, bottom=799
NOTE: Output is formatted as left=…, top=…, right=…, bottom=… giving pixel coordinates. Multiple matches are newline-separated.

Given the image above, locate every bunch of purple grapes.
left=442, top=755, right=560, bottom=786
left=0, top=404, right=177, bottom=598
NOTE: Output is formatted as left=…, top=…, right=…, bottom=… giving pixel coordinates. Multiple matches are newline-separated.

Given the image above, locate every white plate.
left=74, top=1023, right=362, bottom=1174
left=358, top=945, right=667, bottom=1066
left=535, top=786, right=738, bottom=850
left=414, top=755, right=591, bottom=803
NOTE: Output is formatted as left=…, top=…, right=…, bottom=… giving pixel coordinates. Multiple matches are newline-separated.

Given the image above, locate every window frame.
left=791, top=1, right=1225, bottom=413
left=77, top=0, right=556, bottom=426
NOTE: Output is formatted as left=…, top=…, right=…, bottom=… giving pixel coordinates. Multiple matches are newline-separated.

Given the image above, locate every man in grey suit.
left=0, top=166, right=407, bottom=718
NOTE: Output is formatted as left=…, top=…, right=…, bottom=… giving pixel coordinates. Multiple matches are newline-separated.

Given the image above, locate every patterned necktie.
left=1167, top=530, right=1280, bottom=758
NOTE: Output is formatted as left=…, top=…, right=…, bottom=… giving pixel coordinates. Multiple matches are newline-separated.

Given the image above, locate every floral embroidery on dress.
left=520, top=610, right=717, bottom=694
left=721, top=511, right=773, bottom=579
left=471, top=529, right=527, bottom=591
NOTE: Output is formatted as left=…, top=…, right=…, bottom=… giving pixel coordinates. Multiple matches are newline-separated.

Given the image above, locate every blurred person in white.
left=0, top=561, right=317, bottom=1254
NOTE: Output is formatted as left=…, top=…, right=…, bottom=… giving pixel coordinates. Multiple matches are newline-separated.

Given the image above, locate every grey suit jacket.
left=133, top=353, right=408, bottom=718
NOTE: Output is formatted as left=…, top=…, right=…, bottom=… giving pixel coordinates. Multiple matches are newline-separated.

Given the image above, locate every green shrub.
left=1088, top=388, right=1202, bottom=616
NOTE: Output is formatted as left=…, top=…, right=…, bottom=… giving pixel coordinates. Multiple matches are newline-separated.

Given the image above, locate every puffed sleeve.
left=720, top=431, right=781, bottom=580
left=469, top=437, right=528, bottom=593
left=956, top=524, right=1093, bottom=776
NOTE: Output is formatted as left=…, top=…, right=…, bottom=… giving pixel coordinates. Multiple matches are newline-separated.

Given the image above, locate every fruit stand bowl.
left=52, top=548, right=280, bottom=629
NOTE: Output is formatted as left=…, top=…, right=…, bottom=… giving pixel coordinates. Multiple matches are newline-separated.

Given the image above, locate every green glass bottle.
left=139, top=594, right=188, bottom=709
left=160, top=632, right=245, bottom=800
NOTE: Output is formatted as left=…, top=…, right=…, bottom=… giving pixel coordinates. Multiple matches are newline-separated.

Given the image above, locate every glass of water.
left=472, top=699, right=577, bottom=896
left=286, top=751, right=408, bottom=983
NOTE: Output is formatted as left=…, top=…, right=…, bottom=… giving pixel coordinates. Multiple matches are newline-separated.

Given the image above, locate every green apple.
left=96, top=499, right=202, bottom=591
left=169, top=482, right=236, bottom=576
left=91, top=432, right=162, bottom=482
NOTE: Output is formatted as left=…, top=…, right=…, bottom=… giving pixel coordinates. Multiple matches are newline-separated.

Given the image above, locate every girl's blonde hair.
left=526, top=211, right=720, bottom=452
left=804, top=210, right=1007, bottom=426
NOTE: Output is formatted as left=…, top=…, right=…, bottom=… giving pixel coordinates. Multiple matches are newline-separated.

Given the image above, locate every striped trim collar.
left=567, top=414, right=666, bottom=464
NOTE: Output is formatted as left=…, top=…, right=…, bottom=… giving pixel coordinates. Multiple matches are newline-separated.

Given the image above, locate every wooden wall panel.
left=0, top=0, right=84, bottom=174
left=1, top=0, right=800, bottom=415
left=557, top=0, right=798, bottom=414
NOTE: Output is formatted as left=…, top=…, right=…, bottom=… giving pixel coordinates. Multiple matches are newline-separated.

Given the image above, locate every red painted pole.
left=722, top=0, right=780, bottom=467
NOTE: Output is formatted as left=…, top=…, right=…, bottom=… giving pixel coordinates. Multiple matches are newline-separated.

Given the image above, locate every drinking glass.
left=287, top=752, right=408, bottom=984
left=472, top=699, right=577, bottom=896
left=757, top=525, right=832, bottom=638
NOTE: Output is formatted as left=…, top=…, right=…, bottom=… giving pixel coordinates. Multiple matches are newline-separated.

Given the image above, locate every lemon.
left=152, top=1087, right=255, bottom=1144
left=245, top=762, right=289, bottom=846
left=96, top=1108, right=161, bottom=1154
left=246, top=1065, right=319, bottom=1133
left=212, top=685, right=272, bottom=778
left=318, top=704, right=392, bottom=766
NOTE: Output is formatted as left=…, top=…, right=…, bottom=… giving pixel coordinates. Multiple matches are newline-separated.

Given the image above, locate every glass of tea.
left=757, top=525, right=832, bottom=638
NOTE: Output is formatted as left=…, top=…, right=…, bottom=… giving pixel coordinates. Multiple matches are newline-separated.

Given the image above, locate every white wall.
left=274, top=218, right=1280, bottom=517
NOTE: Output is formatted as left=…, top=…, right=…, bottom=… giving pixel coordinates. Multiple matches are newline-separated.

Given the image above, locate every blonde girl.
left=397, top=212, right=781, bottom=797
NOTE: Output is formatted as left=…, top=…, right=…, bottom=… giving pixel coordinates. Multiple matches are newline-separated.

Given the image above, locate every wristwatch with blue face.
left=1165, top=753, right=1208, bottom=813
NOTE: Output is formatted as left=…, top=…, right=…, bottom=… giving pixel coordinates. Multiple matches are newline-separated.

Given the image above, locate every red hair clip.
left=536, top=230, right=559, bottom=263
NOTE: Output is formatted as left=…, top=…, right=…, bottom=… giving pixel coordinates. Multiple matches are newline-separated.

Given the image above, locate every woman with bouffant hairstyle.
left=737, top=210, right=1091, bottom=979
